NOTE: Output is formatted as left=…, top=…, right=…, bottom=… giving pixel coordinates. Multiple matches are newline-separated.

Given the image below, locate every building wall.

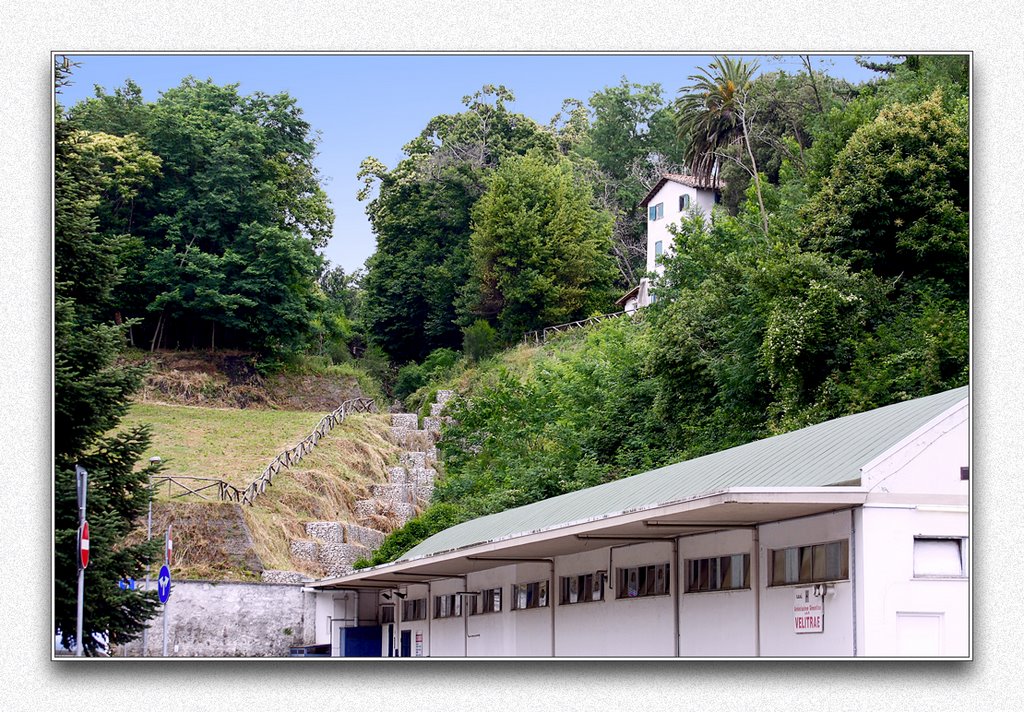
left=397, top=582, right=430, bottom=657
left=858, top=506, right=969, bottom=656
left=758, top=510, right=856, bottom=657
left=465, top=564, right=519, bottom=656
left=679, top=529, right=758, bottom=656
left=645, top=182, right=717, bottom=275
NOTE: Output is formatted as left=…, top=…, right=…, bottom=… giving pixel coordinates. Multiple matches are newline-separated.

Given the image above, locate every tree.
left=802, top=90, right=969, bottom=300
left=70, top=77, right=333, bottom=359
left=54, top=59, right=161, bottom=654
left=465, top=152, right=618, bottom=342
left=359, top=86, right=558, bottom=363
left=675, top=56, right=770, bottom=234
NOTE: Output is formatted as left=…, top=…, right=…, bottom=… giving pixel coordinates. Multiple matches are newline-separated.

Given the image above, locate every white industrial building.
left=309, top=386, right=970, bottom=658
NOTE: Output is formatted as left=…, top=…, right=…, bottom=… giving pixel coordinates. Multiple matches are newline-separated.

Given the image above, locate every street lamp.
left=142, top=455, right=160, bottom=656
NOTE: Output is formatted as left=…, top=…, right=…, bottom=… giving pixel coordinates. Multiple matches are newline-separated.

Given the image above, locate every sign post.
left=161, top=523, right=173, bottom=656
left=75, top=465, right=88, bottom=657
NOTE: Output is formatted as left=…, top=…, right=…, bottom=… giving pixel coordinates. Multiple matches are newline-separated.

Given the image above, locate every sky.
left=58, top=53, right=886, bottom=273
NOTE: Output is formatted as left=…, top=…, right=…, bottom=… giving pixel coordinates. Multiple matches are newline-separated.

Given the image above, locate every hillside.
left=119, top=352, right=406, bottom=581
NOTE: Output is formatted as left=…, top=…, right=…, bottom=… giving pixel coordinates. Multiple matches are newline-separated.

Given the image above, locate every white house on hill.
left=308, top=386, right=970, bottom=658
left=617, top=173, right=721, bottom=312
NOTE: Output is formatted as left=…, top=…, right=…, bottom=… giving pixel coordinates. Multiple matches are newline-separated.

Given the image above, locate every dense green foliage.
left=55, top=61, right=162, bottom=653
left=359, top=55, right=970, bottom=565
left=69, top=76, right=334, bottom=360
left=466, top=152, right=618, bottom=342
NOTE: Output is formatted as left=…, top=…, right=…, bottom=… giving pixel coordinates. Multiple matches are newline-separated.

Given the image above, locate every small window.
left=648, top=202, right=664, bottom=221
left=654, top=240, right=663, bottom=257
left=679, top=194, right=691, bottom=211
left=467, top=587, right=502, bottom=615
left=685, top=554, right=749, bottom=592
left=914, top=537, right=966, bottom=577
left=512, top=581, right=549, bottom=610
left=714, top=192, right=722, bottom=204
left=380, top=604, right=395, bottom=624
left=960, top=466, right=969, bottom=480
left=402, top=598, right=426, bottom=621
left=616, top=563, right=670, bottom=599
left=770, top=540, right=849, bottom=586
left=433, top=593, right=462, bottom=619
left=559, top=572, right=605, bottom=605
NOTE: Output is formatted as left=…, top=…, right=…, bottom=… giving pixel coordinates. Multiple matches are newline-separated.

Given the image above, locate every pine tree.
left=54, top=58, right=161, bottom=655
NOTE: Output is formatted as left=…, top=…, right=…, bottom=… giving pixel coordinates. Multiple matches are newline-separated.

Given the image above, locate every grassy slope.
left=123, top=403, right=401, bottom=580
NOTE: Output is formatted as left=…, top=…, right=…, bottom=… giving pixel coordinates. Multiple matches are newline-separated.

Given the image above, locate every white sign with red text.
left=793, top=588, right=824, bottom=634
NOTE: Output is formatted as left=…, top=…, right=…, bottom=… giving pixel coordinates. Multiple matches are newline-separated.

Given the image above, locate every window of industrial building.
left=467, top=587, right=502, bottom=615
left=512, top=580, right=549, bottom=610
left=380, top=604, right=395, bottom=624
left=402, top=597, right=426, bottom=621
left=685, top=554, right=749, bottom=592
left=616, top=563, right=670, bottom=599
left=559, top=572, right=605, bottom=605
left=649, top=202, right=664, bottom=221
left=770, top=540, right=849, bottom=586
left=679, top=194, right=691, bottom=211
left=655, top=240, right=663, bottom=257
left=914, top=537, right=966, bottom=577
left=433, top=593, right=462, bottom=619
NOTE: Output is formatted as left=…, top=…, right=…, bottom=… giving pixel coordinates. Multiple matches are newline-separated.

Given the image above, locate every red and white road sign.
left=79, top=521, right=90, bottom=569
left=165, top=524, right=173, bottom=567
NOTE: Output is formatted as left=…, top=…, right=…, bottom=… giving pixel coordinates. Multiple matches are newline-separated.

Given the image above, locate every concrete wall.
left=122, top=580, right=316, bottom=657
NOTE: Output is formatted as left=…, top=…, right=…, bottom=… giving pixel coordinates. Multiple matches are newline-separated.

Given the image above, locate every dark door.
left=387, top=623, right=394, bottom=657
left=400, top=629, right=412, bottom=657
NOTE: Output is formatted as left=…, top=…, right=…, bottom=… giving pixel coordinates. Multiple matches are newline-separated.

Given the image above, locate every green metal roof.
left=401, top=386, right=968, bottom=562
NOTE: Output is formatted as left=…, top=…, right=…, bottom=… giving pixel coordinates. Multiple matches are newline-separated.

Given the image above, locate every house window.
left=433, top=593, right=462, bottom=619
left=960, top=466, right=969, bottom=480
left=914, top=537, right=966, bottom=577
left=512, top=580, right=549, bottom=610
left=679, top=194, right=691, bottom=211
left=402, top=597, right=427, bottom=621
left=648, top=202, right=664, bottom=221
left=467, top=587, right=502, bottom=615
left=616, top=563, right=670, bottom=599
left=685, top=554, right=749, bottom=592
left=559, top=572, right=605, bottom=605
left=770, top=540, right=849, bottom=586
left=714, top=192, right=722, bottom=204
left=654, top=240, right=663, bottom=257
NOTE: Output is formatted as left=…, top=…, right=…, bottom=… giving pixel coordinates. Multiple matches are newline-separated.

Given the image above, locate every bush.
left=462, top=320, right=499, bottom=362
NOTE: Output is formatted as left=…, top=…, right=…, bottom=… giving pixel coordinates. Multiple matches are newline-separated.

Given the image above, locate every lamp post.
left=142, top=456, right=160, bottom=656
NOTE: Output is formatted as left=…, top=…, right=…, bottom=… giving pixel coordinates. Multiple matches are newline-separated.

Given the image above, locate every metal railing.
left=523, top=310, right=630, bottom=345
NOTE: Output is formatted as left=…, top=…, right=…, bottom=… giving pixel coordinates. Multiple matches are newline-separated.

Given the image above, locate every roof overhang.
left=311, top=487, right=871, bottom=591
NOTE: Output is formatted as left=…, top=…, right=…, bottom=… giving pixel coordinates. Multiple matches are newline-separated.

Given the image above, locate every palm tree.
left=674, top=56, right=769, bottom=234
left=674, top=55, right=758, bottom=185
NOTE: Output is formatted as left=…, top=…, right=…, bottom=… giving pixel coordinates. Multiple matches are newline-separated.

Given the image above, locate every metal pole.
left=162, top=521, right=171, bottom=657
left=75, top=464, right=87, bottom=657
left=143, top=456, right=159, bottom=656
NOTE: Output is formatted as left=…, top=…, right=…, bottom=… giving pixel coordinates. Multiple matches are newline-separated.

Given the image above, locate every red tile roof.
left=639, top=174, right=720, bottom=207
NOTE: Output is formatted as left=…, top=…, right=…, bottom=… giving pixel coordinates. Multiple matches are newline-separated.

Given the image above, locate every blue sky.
left=59, top=53, right=884, bottom=273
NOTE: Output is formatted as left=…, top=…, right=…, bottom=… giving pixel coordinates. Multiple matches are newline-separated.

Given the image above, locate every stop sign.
left=79, top=520, right=90, bottom=569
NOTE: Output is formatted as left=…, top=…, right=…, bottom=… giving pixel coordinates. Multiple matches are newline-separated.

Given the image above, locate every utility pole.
left=75, top=464, right=88, bottom=657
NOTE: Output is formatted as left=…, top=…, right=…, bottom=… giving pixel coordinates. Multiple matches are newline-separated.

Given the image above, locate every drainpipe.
left=426, top=581, right=431, bottom=658
left=851, top=509, right=858, bottom=656
left=753, top=527, right=761, bottom=657
left=673, top=537, right=680, bottom=658
left=463, top=578, right=469, bottom=658
left=549, top=559, right=556, bottom=657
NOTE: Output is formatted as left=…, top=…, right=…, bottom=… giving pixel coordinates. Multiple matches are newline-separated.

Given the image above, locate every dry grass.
left=123, top=408, right=403, bottom=580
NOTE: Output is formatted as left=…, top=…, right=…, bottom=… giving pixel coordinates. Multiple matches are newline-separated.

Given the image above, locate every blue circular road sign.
left=157, top=565, right=172, bottom=603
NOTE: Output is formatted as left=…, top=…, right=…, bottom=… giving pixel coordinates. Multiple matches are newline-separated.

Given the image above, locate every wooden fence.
left=151, top=397, right=377, bottom=506
left=523, top=310, right=630, bottom=345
